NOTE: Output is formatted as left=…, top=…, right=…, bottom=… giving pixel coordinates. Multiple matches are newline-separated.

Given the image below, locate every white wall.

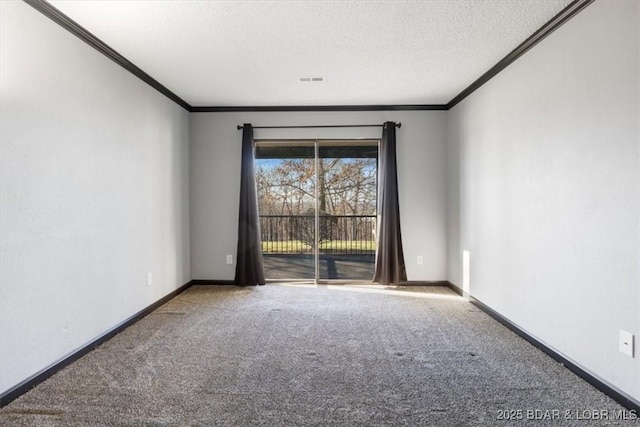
left=447, top=0, right=639, bottom=402
left=190, top=111, right=447, bottom=282
left=0, top=2, right=190, bottom=394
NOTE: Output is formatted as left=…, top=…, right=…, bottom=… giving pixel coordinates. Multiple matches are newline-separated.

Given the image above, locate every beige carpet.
left=0, top=284, right=634, bottom=426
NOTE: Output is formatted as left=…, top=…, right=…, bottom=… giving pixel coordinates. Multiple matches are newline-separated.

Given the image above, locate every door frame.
left=255, top=138, right=379, bottom=283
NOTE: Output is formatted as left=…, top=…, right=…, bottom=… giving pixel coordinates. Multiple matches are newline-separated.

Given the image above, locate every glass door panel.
left=255, top=140, right=378, bottom=281
left=255, top=142, right=316, bottom=280
left=317, top=141, right=378, bottom=280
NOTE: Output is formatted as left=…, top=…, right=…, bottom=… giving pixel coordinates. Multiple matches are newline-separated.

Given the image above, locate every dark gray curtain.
left=234, top=124, right=265, bottom=286
left=373, top=122, right=407, bottom=285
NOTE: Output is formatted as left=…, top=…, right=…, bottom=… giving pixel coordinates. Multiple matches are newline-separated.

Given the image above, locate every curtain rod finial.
left=237, top=125, right=243, bottom=130
left=396, top=122, right=402, bottom=128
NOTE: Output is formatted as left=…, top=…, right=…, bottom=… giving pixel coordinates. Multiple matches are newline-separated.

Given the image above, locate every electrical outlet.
left=147, top=272, right=153, bottom=287
left=417, top=255, right=423, bottom=265
left=226, top=254, right=233, bottom=265
left=619, top=330, right=634, bottom=357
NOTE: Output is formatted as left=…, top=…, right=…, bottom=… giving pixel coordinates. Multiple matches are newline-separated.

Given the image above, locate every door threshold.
left=265, top=279, right=375, bottom=286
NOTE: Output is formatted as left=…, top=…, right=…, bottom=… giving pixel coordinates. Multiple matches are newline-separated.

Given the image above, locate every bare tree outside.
left=256, top=157, right=376, bottom=216
left=255, top=151, right=377, bottom=255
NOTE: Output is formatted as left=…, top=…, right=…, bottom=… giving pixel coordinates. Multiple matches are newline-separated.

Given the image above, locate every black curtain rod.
left=236, top=123, right=401, bottom=130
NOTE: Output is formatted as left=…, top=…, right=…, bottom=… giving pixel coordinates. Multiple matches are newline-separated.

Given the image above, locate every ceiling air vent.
left=298, top=76, right=324, bottom=82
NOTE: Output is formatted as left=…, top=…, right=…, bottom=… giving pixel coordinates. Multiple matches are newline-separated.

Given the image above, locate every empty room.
left=1, top=0, right=638, bottom=425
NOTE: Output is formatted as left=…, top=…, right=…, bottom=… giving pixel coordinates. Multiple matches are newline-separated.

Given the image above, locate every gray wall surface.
left=190, top=111, right=448, bottom=282
left=0, top=2, right=191, bottom=393
left=447, top=0, right=639, bottom=401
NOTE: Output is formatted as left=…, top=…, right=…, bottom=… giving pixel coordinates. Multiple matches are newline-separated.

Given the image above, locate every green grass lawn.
left=319, top=240, right=376, bottom=251
left=262, top=240, right=311, bottom=253
left=262, top=240, right=375, bottom=253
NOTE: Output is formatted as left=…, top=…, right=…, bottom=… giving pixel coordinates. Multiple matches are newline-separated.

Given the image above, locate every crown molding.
left=446, top=0, right=595, bottom=109
left=23, top=0, right=595, bottom=112
left=190, top=104, right=447, bottom=113
left=23, top=0, right=191, bottom=111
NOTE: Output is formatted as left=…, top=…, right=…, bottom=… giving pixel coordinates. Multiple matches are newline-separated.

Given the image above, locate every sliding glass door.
left=255, top=140, right=378, bottom=282
left=256, top=141, right=316, bottom=280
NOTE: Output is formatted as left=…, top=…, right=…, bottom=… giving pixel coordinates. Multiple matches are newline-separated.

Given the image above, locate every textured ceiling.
left=49, top=0, right=573, bottom=107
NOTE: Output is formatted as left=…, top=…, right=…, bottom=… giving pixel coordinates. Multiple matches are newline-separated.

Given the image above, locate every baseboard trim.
left=401, top=280, right=452, bottom=287
left=0, top=282, right=192, bottom=407
left=189, top=280, right=453, bottom=287
left=471, top=297, right=640, bottom=413
left=445, top=281, right=465, bottom=297
left=189, top=279, right=235, bottom=286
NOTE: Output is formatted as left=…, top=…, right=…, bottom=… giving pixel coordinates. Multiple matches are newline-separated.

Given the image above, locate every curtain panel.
left=234, top=124, right=265, bottom=286
left=373, top=121, right=407, bottom=285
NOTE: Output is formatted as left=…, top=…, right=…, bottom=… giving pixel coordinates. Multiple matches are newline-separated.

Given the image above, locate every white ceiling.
left=49, top=0, right=573, bottom=107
